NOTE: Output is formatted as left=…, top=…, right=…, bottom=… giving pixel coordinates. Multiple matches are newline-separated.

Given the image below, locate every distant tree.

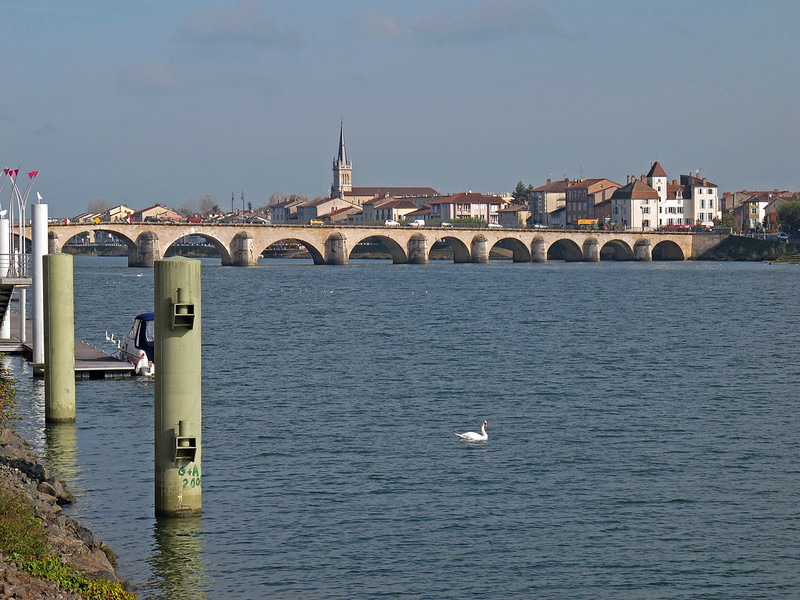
left=268, top=192, right=288, bottom=206
left=198, top=195, right=216, bottom=214
left=511, top=181, right=533, bottom=205
left=719, top=213, right=737, bottom=229
left=87, top=199, right=109, bottom=214
left=177, top=199, right=198, bottom=217
left=777, top=201, right=800, bottom=234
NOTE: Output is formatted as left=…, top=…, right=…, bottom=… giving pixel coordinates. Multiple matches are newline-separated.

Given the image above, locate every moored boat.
left=118, top=312, right=154, bottom=376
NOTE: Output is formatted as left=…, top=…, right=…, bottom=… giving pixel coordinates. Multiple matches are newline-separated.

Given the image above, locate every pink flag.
left=28, top=170, right=38, bottom=179
left=9, top=169, right=17, bottom=179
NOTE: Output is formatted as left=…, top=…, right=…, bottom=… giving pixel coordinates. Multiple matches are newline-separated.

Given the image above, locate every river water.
left=8, top=257, right=800, bottom=599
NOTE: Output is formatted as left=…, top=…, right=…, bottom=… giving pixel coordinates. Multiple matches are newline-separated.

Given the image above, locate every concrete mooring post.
left=154, top=257, right=202, bottom=517
left=43, top=253, right=76, bottom=423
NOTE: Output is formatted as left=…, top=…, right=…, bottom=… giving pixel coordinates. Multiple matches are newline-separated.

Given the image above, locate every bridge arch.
left=490, top=236, right=531, bottom=262
left=162, top=232, right=233, bottom=265
left=48, top=228, right=135, bottom=254
left=652, top=240, right=685, bottom=260
left=348, top=233, right=408, bottom=264
left=548, top=238, right=584, bottom=262
left=256, top=236, right=326, bottom=265
left=435, top=235, right=471, bottom=263
left=599, top=239, right=635, bottom=261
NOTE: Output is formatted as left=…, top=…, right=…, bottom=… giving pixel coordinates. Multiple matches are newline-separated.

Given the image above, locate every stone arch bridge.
left=44, top=223, right=729, bottom=267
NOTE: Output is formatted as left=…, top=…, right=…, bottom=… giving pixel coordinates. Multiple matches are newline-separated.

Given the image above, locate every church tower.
left=646, top=161, right=668, bottom=202
left=331, top=122, right=352, bottom=199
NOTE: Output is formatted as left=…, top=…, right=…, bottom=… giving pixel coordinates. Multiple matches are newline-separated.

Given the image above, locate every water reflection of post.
left=44, top=422, right=80, bottom=491
left=148, top=517, right=207, bottom=600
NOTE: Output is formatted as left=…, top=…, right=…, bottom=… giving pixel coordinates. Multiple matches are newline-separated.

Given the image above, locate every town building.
left=564, top=179, right=620, bottom=225
left=732, top=194, right=770, bottom=231
left=497, top=204, right=531, bottom=229
left=610, top=177, right=661, bottom=230
left=297, top=197, right=359, bottom=224
left=428, top=192, right=507, bottom=223
left=270, top=197, right=307, bottom=224
left=103, top=204, right=135, bottom=222
left=680, top=174, right=720, bottom=227
left=529, top=178, right=574, bottom=226
left=361, top=197, right=419, bottom=224
left=131, top=205, right=182, bottom=223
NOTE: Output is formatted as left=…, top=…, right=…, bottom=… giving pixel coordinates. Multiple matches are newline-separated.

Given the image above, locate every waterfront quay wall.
left=42, top=223, right=730, bottom=268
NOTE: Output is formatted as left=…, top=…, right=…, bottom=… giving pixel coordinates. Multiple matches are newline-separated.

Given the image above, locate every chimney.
left=641, top=175, right=646, bottom=182
left=547, top=178, right=551, bottom=184
left=702, top=178, right=707, bottom=185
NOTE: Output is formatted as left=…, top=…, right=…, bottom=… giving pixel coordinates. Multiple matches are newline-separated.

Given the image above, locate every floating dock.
left=1, top=310, right=135, bottom=379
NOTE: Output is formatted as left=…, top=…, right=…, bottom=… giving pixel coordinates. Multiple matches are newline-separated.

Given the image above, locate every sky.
left=1, top=0, right=799, bottom=217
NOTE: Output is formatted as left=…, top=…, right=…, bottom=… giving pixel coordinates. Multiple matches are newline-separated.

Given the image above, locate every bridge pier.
left=130, top=231, right=160, bottom=268
left=583, top=238, right=600, bottom=262
left=48, top=231, right=60, bottom=254
left=231, top=232, right=257, bottom=266
left=531, top=237, right=547, bottom=262
left=634, top=239, right=652, bottom=261
left=408, top=235, right=429, bottom=265
left=325, top=232, right=349, bottom=265
left=471, top=236, right=489, bottom=264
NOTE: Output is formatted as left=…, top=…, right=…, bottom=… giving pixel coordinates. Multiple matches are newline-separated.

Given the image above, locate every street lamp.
left=5, top=168, right=39, bottom=275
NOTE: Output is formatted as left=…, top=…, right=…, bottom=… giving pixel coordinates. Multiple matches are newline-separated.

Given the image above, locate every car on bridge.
left=384, top=220, right=401, bottom=227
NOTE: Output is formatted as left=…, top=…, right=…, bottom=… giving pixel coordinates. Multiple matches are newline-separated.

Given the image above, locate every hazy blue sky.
left=1, top=1, right=798, bottom=217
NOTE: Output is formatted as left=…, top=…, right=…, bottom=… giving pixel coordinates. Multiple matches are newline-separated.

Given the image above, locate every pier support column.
left=408, top=234, right=429, bottom=265
left=325, top=232, right=349, bottom=265
left=43, top=253, right=76, bottom=423
left=0, top=218, right=9, bottom=339
left=634, top=240, right=652, bottom=261
left=231, top=232, right=257, bottom=266
left=531, top=237, right=547, bottom=263
left=130, top=231, right=160, bottom=268
left=154, top=257, right=202, bottom=517
left=47, top=231, right=61, bottom=254
left=471, top=235, right=489, bottom=263
left=32, top=203, right=48, bottom=365
left=583, top=237, right=600, bottom=262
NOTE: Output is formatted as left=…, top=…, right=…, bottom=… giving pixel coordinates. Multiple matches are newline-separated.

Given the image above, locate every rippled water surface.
left=11, top=257, right=800, bottom=599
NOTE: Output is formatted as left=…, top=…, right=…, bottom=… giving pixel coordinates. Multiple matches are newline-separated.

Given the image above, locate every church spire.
left=337, top=121, right=347, bottom=164
left=331, top=121, right=352, bottom=199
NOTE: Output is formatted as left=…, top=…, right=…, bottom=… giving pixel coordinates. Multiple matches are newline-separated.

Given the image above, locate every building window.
left=709, top=199, right=713, bottom=208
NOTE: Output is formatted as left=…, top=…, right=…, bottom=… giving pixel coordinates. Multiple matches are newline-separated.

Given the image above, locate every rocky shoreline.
left=0, top=425, right=133, bottom=599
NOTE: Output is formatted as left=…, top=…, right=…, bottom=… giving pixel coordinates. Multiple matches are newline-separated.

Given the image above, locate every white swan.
left=456, top=420, right=488, bottom=442
left=105, top=331, right=111, bottom=341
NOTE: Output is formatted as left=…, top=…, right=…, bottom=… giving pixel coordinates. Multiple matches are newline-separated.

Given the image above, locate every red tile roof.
left=610, top=179, right=660, bottom=200
left=646, top=161, right=667, bottom=178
